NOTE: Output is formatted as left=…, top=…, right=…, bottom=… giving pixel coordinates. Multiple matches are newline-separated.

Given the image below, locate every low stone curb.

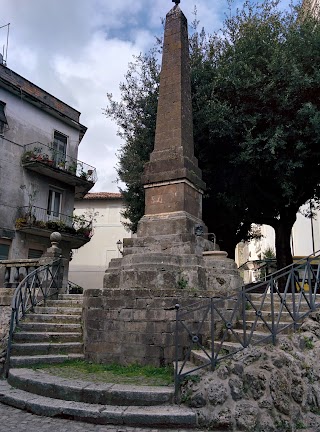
left=0, top=380, right=197, bottom=428
left=8, top=368, right=174, bottom=406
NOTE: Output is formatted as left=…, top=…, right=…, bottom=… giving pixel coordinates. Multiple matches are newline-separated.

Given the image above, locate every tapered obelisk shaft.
left=142, top=4, right=205, bottom=222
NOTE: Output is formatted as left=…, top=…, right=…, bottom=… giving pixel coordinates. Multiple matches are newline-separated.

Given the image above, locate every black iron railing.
left=4, top=259, right=63, bottom=376
left=22, top=141, right=97, bottom=183
left=175, top=251, right=320, bottom=396
left=15, top=206, right=92, bottom=239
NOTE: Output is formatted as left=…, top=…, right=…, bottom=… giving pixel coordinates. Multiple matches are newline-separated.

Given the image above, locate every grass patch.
left=31, top=360, right=174, bottom=386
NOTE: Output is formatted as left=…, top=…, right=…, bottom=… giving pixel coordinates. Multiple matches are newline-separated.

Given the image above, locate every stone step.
left=244, top=310, right=293, bottom=322
left=46, top=299, right=83, bottom=307
left=33, top=306, right=82, bottom=315
left=190, top=343, right=243, bottom=367
left=0, top=380, right=196, bottom=428
left=11, top=342, right=83, bottom=356
left=17, top=322, right=82, bottom=333
left=244, top=320, right=298, bottom=332
left=13, top=332, right=82, bottom=343
left=175, top=361, right=201, bottom=377
left=58, top=294, right=83, bottom=301
left=228, top=329, right=273, bottom=344
left=9, top=354, right=85, bottom=367
left=23, top=314, right=81, bottom=324
left=249, top=299, right=311, bottom=310
left=8, top=368, right=174, bottom=407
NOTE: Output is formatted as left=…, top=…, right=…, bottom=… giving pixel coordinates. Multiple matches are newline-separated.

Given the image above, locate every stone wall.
left=181, top=312, right=320, bottom=431
left=0, top=289, right=14, bottom=374
left=83, top=287, right=231, bottom=367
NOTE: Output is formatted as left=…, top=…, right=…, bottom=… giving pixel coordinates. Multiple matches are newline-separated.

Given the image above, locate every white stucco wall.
left=237, top=203, right=320, bottom=272
left=69, top=198, right=131, bottom=289
left=0, top=83, right=84, bottom=261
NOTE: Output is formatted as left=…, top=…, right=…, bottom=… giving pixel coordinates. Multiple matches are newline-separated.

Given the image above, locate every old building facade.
left=0, top=61, right=96, bottom=282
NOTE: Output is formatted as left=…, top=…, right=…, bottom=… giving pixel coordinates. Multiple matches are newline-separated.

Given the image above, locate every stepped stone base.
left=85, top=211, right=242, bottom=366
left=84, top=252, right=242, bottom=367
left=104, top=250, right=240, bottom=293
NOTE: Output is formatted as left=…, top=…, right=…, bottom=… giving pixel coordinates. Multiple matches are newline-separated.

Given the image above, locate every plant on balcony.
left=33, top=220, right=47, bottom=229
left=15, top=217, right=28, bottom=229
left=76, top=226, right=92, bottom=238
left=46, top=220, right=67, bottom=231
left=58, top=161, right=66, bottom=169
left=63, top=225, right=77, bottom=235
left=41, top=153, right=54, bottom=166
left=68, top=162, right=77, bottom=175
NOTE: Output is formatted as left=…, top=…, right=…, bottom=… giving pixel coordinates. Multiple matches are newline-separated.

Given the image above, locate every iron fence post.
left=242, top=289, right=247, bottom=347
left=210, top=297, right=215, bottom=369
left=174, top=303, right=180, bottom=403
left=291, top=267, right=297, bottom=330
left=307, top=258, right=314, bottom=311
left=270, top=276, right=276, bottom=345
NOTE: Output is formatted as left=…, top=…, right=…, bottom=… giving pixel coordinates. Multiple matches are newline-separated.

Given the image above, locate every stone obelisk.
left=139, top=4, right=207, bottom=241
left=120, top=3, right=212, bottom=261
left=83, top=3, right=241, bottom=367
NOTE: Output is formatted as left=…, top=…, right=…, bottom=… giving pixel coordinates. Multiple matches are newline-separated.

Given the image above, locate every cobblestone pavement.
left=0, top=402, right=201, bottom=432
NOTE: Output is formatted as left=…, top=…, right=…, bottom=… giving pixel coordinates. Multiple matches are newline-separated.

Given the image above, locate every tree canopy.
left=105, top=0, right=320, bottom=269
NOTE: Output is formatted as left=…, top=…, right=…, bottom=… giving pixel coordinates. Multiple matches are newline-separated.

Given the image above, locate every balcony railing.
left=21, top=141, right=97, bottom=184
left=15, top=206, right=92, bottom=239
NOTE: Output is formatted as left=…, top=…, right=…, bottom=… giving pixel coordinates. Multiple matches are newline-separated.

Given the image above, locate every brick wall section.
left=0, top=64, right=81, bottom=123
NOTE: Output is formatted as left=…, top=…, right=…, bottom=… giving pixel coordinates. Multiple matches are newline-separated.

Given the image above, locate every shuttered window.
left=0, top=243, right=9, bottom=260
left=28, top=249, right=43, bottom=259
left=0, top=101, right=8, bottom=134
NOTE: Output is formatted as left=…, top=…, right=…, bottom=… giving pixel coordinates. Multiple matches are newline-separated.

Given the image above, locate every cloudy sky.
left=0, top=0, right=288, bottom=192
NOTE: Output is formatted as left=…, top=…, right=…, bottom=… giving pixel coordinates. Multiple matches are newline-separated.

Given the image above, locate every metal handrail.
left=22, top=141, right=97, bottom=183
left=17, top=206, right=92, bottom=230
left=174, top=250, right=320, bottom=397
left=4, top=258, right=63, bottom=376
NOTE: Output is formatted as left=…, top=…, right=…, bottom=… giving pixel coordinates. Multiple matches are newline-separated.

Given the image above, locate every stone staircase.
left=1, top=292, right=197, bottom=428
left=190, top=292, right=307, bottom=366
left=0, top=368, right=196, bottom=428
left=9, top=294, right=84, bottom=367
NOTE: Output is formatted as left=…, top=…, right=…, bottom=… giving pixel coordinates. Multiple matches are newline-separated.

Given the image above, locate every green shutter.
left=0, top=244, right=9, bottom=260
left=28, top=249, right=43, bottom=259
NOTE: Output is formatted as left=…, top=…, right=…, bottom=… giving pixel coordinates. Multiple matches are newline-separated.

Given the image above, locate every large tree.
left=105, top=0, right=320, bottom=269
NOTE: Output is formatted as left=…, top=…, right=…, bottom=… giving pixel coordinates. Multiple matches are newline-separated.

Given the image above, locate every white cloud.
left=0, top=0, right=235, bottom=192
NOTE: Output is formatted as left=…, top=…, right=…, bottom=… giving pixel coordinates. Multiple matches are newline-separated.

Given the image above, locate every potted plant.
left=15, top=217, right=28, bottom=229
left=68, top=162, right=77, bottom=175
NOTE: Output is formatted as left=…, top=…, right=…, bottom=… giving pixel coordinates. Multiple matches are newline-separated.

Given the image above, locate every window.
left=28, top=249, right=43, bottom=259
left=0, top=243, right=10, bottom=260
left=47, top=188, right=62, bottom=219
left=52, top=131, right=67, bottom=165
left=0, top=101, right=8, bottom=135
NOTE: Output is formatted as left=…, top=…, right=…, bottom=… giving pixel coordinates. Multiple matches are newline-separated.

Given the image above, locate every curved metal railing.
left=4, top=258, right=63, bottom=376
left=175, top=250, right=320, bottom=396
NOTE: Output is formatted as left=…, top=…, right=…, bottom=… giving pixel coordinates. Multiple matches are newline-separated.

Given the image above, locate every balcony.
left=21, top=142, right=97, bottom=198
left=15, top=206, right=93, bottom=249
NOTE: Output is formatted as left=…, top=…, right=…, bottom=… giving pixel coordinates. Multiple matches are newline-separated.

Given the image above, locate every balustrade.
left=0, top=259, right=40, bottom=288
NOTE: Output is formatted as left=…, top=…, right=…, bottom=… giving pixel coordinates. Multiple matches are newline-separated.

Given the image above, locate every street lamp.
left=116, top=240, right=123, bottom=256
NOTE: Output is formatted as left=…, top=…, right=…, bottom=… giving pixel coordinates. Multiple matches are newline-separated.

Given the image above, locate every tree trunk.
left=274, top=216, right=295, bottom=271
left=273, top=213, right=296, bottom=292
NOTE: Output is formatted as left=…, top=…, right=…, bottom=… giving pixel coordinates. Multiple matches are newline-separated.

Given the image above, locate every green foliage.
left=177, top=275, right=188, bottom=289
left=262, top=247, right=276, bottom=260
left=296, top=420, right=306, bottom=429
left=105, top=0, right=320, bottom=266
left=181, top=374, right=200, bottom=384
left=105, top=50, right=160, bottom=233
left=304, top=336, right=314, bottom=350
